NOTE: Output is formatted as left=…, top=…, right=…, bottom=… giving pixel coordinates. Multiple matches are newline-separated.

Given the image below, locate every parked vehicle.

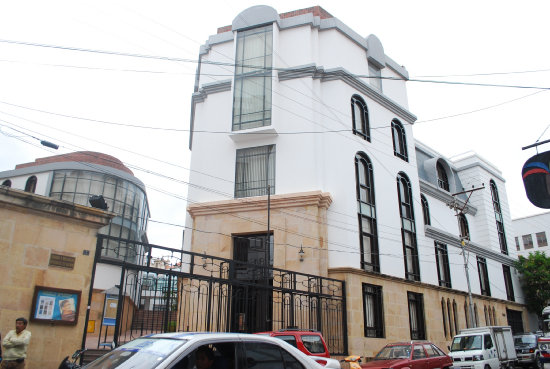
left=514, top=333, right=541, bottom=368
left=538, top=336, right=550, bottom=366
left=81, top=332, right=341, bottom=369
left=449, top=326, right=517, bottom=369
left=256, top=329, right=331, bottom=358
left=359, top=341, right=452, bottom=369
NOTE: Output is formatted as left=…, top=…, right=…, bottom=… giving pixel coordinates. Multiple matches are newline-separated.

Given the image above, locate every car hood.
left=361, top=358, right=407, bottom=368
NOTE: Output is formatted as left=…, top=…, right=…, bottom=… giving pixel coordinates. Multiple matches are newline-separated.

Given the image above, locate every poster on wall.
left=30, top=286, right=81, bottom=325
left=102, top=295, right=118, bottom=326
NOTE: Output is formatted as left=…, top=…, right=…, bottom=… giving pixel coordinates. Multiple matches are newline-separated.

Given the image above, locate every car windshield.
left=451, top=335, right=482, bottom=351
left=515, top=336, right=537, bottom=345
left=375, top=345, right=411, bottom=360
left=84, top=338, right=187, bottom=369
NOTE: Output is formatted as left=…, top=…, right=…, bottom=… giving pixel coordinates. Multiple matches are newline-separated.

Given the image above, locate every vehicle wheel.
left=485, top=365, right=491, bottom=369
left=509, top=362, right=516, bottom=369
left=534, top=355, right=542, bottom=369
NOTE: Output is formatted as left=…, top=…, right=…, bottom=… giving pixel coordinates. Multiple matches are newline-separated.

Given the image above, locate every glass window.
left=436, top=162, right=449, bottom=191
left=503, top=265, right=515, bottom=301
left=412, top=345, right=426, bottom=359
left=233, top=25, right=273, bottom=131
left=301, top=335, right=325, bottom=354
left=235, top=145, right=275, bottom=198
left=363, top=283, right=384, bottom=338
left=1, top=179, right=11, bottom=187
left=506, top=309, right=524, bottom=334
left=24, top=175, right=37, bottom=193
left=397, top=173, right=419, bottom=281
left=244, top=342, right=284, bottom=369
left=490, top=180, right=508, bottom=254
left=274, top=336, right=297, bottom=348
left=408, top=292, right=425, bottom=340
left=281, top=349, right=305, bottom=369
left=537, top=232, right=548, bottom=247
left=351, top=95, right=370, bottom=141
left=355, top=153, right=378, bottom=272
left=459, top=214, right=470, bottom=240
left=421, top=195, right=430, bottom=226
left=477, top=256, right=491, bottom=296
left=522, top=234, right=534, bottom=249
left=368, top=63, right=382, bottom=91
left=441, top=299, right=448, bottom=338
left=391, top=119, right=408, bottom=161
left=435, top=242, right=451, bottom=288
left=515, top=237, right=520, bottom=251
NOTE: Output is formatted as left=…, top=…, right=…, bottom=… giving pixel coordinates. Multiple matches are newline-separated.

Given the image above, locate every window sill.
left=229, top=125, right=278, bottom=143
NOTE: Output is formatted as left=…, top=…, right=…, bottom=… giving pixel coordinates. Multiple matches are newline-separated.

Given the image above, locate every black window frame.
left=490, top=180, right=508, bottom=254
left=1, top=179, right=11, bottom=187
left=506, top=309, right=524, bottom=334
left=355, top=153, right=379, bottom=272
left=436, top=162, right=449, bottom=191
left=459, top=214, right=470, bottom=240
left=397, top=173, right=420, bottom=281
left=351, top=95, right=370, bottom=141
left=391, top=119, right=408, bottom=161
left=421, top=195, right=430, bottom=226
left=407, top=291, right=426, bottom=340
left=503, top=265, right=515, bottom=301
left=24, top=175, right=37, bottom=193
left=477, top=256, right=491, bottom=296
left=435, top=242, right=451, bottom=288
left=362, top=283, right=384, bottom=338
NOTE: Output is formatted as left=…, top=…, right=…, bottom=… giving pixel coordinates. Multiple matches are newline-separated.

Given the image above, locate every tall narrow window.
left=474, top=304, right=479, bottom=327
left=436, top=162, right=449, bottom=191
left=368, top=63, right=382, bottom=91
left=397, top=173, right=419, bottom=281
left=490, top=180, right=508, bottom=254
left=484, top=306, right=489, bottom=325
left=464, top=302, right=470, bottom=328
left=355, top=153, right=379, bottom=272
left=351, top=95, right=370, bottom=141
left=24, top=175, right=37, bottom=193
left=362, top=283, right=384, bottom=338
left=453, top=300, right=459, bottom=332
left=506, top=309, right=523, bottom=334
left=448, top=299, right=454, bottom=337
left=408, top=292, right=426, bottom=340
left=441, top=299, right=448, bottom=338
left=391, top=119, right=408, bottom=161
left=232, top=25, right=273, bottom=131
left=522, top=234, right=534, bottom=249
left=235, top=145, right=275, bottom=198
left=459, top=214, right=470, bottom=240
left=477, top=256, right=491, bottom=296
left=1, top=179, right=11, bottom=187
left=421, top=195, right=430, bottom=226
left=503, top=265, right=515, bottom=301
left=536, top=232, right=548, bottom=247
left=515, top=237, right=520, bottom=251
left=435, top=242, right=451, bottom=288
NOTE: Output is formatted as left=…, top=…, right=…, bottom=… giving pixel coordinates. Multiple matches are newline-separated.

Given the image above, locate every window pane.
left=244, top=342, right=284, bottom=369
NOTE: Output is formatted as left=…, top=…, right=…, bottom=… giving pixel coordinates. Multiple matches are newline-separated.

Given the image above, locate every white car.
left=83, top=332, right=341, bottom=369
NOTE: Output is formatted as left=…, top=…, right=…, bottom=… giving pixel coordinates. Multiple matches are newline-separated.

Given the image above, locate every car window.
left=423, top=344, right=437, bottom=357
left=301, top=335, right=325, bottom=354
left=432, top=345, right=447, bottom=356
left=170, top=342, right=236, bottom=369
left=275, top=335, right=298, bottom=349
left=280, top=349, right=305, bottom=369
left=412, top=345, right=426, bottom=359
left=244, top=342, right=284, bottom=369
left=484, top=334, right=493, bottom=349
left=86, top=338, right=187, bottom=369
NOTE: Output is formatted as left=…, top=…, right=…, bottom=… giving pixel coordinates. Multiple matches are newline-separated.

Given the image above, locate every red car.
left=256, top=329, right=331, bottom=358
left=361, top=341, right=453, bottom=369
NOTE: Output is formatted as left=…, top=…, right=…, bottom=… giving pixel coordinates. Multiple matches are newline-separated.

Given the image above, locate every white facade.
left=185, top=6, right=528, bottom=344
left=512, top=212, right=550, bottom=258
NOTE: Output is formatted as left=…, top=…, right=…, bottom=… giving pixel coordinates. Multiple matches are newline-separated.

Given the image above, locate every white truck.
left=449, top=326, right=517, bottom=369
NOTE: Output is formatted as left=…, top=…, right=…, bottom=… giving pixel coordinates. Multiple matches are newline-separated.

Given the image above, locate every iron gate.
left=83, top=235, right=347, bottom=355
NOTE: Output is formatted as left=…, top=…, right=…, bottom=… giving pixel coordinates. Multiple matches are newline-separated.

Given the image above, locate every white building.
left=512, top=212, right=550, bottom=258
left=184, top=5, right=528, bottom=355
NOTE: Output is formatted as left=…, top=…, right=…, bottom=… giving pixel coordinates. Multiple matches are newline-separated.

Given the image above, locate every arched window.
left=351, top=95, right=370, bottom=141
left=459, top=214, right=470, bottom=240
left=436, top=162, right=449, bottom=191
left=397, top=172, right=419, bottom=281
left=355, top=153, right=379, bottom=271
left=1, top=179, right=11, bottom=187
left=448, top=299, right=454, bottom=337
left=421, top=195, right=430, bottom=226
left=490, top=180, right=508, bottom=254
left=492, top=307, right=497, bottom=325
left=391, top=119, right=408, bottom=161
left=24, top=176, right=37, bottom=193
left=453, top=300, right=459, bottom=332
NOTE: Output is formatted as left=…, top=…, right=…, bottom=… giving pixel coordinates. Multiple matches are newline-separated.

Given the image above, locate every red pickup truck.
left=256, top=329, right=331, bottom=359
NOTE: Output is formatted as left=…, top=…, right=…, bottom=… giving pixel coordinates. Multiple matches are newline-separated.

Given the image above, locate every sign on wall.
left=30, top=286, right=81, bottom=325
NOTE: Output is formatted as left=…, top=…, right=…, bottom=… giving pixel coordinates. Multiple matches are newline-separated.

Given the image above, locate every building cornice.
left=328, top=266, right=524, bottom=307
left=191, top=79, right=233, bottom=104
left=187, top=191, right=332, bottom=217
left=424, top=225, right=518, bottom=267
left=0, top=186, right=113, bottom=227
left=419, top=179, right=477, bottom=215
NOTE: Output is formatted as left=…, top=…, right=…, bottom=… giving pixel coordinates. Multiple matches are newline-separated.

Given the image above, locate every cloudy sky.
left=1, top=0, right=549, bottom=248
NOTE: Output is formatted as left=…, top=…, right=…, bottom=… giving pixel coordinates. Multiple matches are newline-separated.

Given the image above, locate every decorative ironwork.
left=86, top=235, right=347, bottom=355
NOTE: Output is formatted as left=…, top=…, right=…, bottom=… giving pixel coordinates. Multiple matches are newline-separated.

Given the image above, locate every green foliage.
left=515, top=251, right=550, bottom=313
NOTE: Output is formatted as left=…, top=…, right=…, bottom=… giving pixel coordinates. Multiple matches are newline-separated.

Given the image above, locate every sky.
left=1, top=0, right=550, bottom=249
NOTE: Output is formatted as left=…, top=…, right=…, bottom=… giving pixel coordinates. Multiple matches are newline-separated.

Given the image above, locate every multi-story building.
left=184, top=5, right=526, bottom=355
left=512, top=212, right=550, bottom=258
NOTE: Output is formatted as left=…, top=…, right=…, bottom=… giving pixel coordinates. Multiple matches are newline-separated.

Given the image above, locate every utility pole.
left=448, top=185, right=484, bottom=328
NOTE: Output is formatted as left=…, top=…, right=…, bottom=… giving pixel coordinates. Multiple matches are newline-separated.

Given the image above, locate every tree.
left=515, top=251, right=550, bottom=314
